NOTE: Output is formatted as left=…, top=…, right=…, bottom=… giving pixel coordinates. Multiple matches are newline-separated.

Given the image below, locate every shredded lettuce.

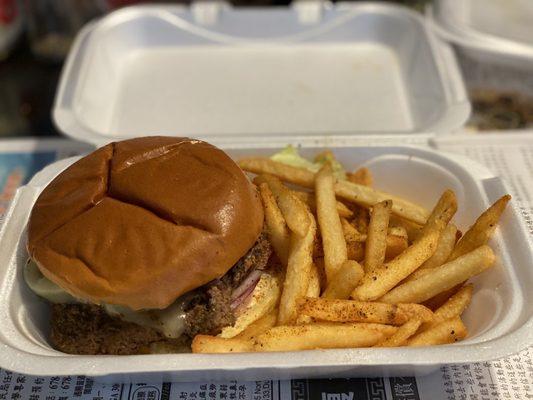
left=270, top=145, right=346, bottom=180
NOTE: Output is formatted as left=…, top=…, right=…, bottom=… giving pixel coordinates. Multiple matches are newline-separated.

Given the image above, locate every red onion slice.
left=230, top=270, right=262, bottom=310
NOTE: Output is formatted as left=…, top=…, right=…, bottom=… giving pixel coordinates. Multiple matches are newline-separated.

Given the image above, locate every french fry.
left=385, top=233, right=409, bottom=261
left=255, top=175, right=310, bottom=237
left=239, top=158, right=430, bottom=224
left=419, top=190, right=457, bottom=238
left=408, top=317, right=467, bottom=346
left=421, top=284, right=473, bottom=332
left=322, top=260, right=364, bottom=299
left=219, top=273, right=281, bottom=338
left=449, top=195, right=511, bottom=261
left=388, top=226, right=408, bottom=241
left=351, top=230, right=440, bottom=301
left=389, top=215, right=423, bottom=243
left=277, top=212, right=317, bottom=325
left=240, top=157, right=315, bottom=188
left=316, top=163, right=348, bottom=281
left=374, top=317, right=423, bottom=347
left=404, top=225, right=455, bottom=285
left=306, top=263, right=321, bottom=298
left=235, top=309, right=278, bottom=341
left=365, top=200, right=392, bottom=273
left=296, top=263, right=321, bottom=324
left=292, top=191, right=353, bottom=218
left=342, top=220, right=407, bottom=261
left=379, top=246, right=494, bottom=304
left=313, top=257, right=328, bottom=290
left=418, top=224, right=458, bottom=270
left=299, top=298, right=433, bottom=325
left=259, top=183, right=290, bottom=265
left=347, top=167, right=373, bottom=186
left=341, top=218, right=366, bottom=242
left=335, top=180, right=429, bottom=225
left=192, top=335, right=254, bottom=353
left=423, top=285, right=463, bottom=311
left=347, top=241, right=365, bottom=261
left=254, top=323, right=397, bottom=352
left=351, top=206, right=369, bottom=234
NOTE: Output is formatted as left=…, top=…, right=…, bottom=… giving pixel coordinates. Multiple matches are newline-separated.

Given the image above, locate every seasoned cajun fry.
left=259, top=183, right=290, bottom=265
left=388, top=226, right=408, bottom=240
left=419, top=224, right=458, bottom=270
left=292, top=191, right=353, bottom=218
left=240, top=157, right=315, bottom=187
left=278, top=212, right=317, bottom=325
left=296, top=263, right=322, bottom=324
left=421, top=284, right=473, bottom=332
left=404, top=223, right=457, bottom=283
left=255, top=175, right=310, bottom=237
left=299, top=298, right=433, bottom=325
left=254, top=323, right=397, bottom=352
left=379, top=246, right=494, bottom=304
left=219, top=273, right=281, bottom=339
left=316, top=163, right=348, bottom=281
left=236, top=309, right=278, bottom=341
left=408, top=317, right=467, bottom=346
left=449, top=195, right=511, bottom=261
left=192, top=335, right=254, bottom=353
left=365, top=200, right=392, bottom=273
left=347, top=241, right=365, bottom=261
left=423, top=284, right=464, bottom=311
left=322, top=260, right=364, bottom=299
left=351, top=230, right=440, bottom=301
left=351, top=205, right=370, bottom=234
left=374, top=317, right=423, bottom=347
left=347, top=167, right=373, bottom=187
left=341, top=218, right=366, bottom=242
left=239, top=158, right=430, bottom=224
left=313, top=257, right=328, bottom=290
left=335, top=180, right=429, bottom=225
left=385, top=233, right=409, bottom=261
left=306, top=263, right=321, bottom=298
left=419, top=190, right=457, bottom=238
left=389, top=215, right=423, bottom=243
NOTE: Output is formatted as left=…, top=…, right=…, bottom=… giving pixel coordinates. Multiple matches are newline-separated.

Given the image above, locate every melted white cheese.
left=24, top=260, right=188, bottom=338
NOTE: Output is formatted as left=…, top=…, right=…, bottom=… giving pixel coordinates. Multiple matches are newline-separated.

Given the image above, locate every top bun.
left=27, top=137, right=264, bottom=310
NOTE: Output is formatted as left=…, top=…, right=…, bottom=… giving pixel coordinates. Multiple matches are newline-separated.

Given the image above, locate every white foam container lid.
left=428, top=0, right=533, bottom=68
left=53, top=1, right=469, bottom=145
left=0, top=144, right=532, bottom=381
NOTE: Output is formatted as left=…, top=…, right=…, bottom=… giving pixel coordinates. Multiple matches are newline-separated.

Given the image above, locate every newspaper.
left=0, top=136, right=531, bottom=400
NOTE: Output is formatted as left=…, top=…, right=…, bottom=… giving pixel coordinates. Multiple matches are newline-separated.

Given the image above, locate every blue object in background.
left=0, top=151, right=56, bottom=214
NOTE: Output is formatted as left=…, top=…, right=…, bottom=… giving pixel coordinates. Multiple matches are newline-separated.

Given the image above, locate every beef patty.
left=50, top=233, right=272, bottom=355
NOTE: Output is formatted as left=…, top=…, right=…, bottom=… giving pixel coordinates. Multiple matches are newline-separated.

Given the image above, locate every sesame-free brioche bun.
left=27, top=137, right=264, bottom=310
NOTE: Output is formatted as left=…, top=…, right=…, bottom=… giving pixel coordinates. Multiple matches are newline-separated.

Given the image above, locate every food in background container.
left=466, top=89, right=533, bottom=131
left=429, top=0, right=533, bottom=132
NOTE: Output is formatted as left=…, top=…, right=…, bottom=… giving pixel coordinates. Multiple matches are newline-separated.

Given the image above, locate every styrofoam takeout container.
left=428, top=0, right=533, bottom=95
left=3, top=1, right=532, bottom=382
left=0, top=144, right=532, bottom=381
left=53, top=2, right=469, bottom=145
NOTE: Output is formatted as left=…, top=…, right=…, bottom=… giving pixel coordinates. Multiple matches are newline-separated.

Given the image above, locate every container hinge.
left=191, top=1, right=229, bottom=26
left=292, top=0, right=327, bottom=25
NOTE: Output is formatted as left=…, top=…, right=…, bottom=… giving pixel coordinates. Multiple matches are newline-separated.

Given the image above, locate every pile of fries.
left=192, top=151, right=511, bottom=353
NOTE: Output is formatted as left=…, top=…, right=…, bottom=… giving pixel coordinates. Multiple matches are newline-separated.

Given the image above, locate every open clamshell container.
left=1, top=2, right=532, bottom=381
left=428, top=0, right=533, bottom=96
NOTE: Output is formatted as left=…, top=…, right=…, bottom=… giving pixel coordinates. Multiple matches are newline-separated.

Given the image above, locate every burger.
left=24, top=136, right=275, bottom=355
